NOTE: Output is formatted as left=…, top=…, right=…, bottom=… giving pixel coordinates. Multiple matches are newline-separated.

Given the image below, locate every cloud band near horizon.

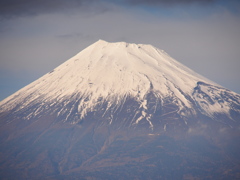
left=0, top=0, right=217, bottom=17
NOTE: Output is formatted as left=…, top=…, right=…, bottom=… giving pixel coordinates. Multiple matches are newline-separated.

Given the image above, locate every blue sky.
left=0, top=0, right=240, bottom=100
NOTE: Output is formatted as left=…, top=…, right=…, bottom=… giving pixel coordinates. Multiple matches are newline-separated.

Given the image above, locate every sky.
left=0, top=0, right=240, bottom=101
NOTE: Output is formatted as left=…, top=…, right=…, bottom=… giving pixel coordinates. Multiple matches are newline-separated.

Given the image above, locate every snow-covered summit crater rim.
left=94, top=39, right=161, bottom=50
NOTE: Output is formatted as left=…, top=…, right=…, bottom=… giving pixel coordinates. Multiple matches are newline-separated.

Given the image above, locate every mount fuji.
left=0, top=40, right=240, bottom=179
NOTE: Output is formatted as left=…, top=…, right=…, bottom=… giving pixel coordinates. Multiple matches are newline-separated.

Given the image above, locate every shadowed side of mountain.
left=0, top=40, right=240, bottom=179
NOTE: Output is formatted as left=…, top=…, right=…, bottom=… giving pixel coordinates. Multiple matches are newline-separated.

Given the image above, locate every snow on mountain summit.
left=1, top=40, right=239, bottom=126
left=1, top=40, right=205, bottom=106
left=42, top=39, right=210, bottom=98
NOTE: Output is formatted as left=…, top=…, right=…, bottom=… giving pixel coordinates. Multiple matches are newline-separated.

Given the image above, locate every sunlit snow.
left=0, top=40, right=239, bottom=126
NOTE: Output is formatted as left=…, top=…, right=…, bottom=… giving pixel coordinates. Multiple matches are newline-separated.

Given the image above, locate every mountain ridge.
left=0, top=40, right=239, bottom=129
left=0, top=40, right=240, bottom=179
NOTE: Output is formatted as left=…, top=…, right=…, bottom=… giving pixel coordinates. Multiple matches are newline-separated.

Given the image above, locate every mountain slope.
left=0, top=40, right=240, bottom=179
left=0, top=40, right=239, bottom=130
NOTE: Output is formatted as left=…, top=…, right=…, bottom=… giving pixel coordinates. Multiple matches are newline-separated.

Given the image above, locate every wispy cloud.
left=126, top=0, right=215, bottom=6
left=0, top=0, right=105, bottom=18
left=0, top=0, right=219, bottom=17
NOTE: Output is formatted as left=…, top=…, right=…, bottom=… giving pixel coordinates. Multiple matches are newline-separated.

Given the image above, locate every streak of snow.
left=0, top=39, right=237, bottom=122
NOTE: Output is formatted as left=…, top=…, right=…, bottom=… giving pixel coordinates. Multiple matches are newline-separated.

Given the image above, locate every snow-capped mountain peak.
left=0, top=40, right=239, bottom=129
